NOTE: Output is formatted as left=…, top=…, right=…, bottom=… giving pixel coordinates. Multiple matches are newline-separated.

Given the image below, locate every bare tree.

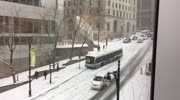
left=64, top=0, right=94, bottom=60
left=77, top=16, right=95, bottom=68
left=36, top=2, right=64, bottom=83
left=4, top=4, right=22, bottom=83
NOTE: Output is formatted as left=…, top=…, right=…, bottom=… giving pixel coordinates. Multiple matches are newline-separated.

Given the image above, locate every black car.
left=137, top=39, right=143, bottom=43
left=141, top=34, right=146, bottom=37
left=132, top=36, right=138, bottom=40
left=123, top=37, right=131, bottom=43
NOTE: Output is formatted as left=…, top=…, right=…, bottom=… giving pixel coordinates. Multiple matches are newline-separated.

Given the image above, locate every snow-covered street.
left=0, top=38, right=153, bottom=100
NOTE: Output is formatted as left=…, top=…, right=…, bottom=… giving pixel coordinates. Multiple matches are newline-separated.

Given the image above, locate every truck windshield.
left=86, top=56, right=95, bottom=64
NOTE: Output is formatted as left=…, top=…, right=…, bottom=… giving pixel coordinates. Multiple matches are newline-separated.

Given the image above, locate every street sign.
left=30, top=50, right=36, bottom=67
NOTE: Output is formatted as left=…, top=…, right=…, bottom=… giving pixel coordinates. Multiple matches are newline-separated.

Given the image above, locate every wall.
left=154, top=0, right=180, bottom=100
left=56, top=46, right=89, bottom=59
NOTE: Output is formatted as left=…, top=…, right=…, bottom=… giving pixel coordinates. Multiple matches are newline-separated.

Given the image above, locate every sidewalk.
left=0, top=56, right=84, bottom=87
left=0, top=56, right=87, bottom=100
left=0, top=67, right=65, bottom=93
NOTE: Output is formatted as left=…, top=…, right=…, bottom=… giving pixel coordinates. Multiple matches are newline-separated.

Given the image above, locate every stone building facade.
left=63, top=0, right=137, bottom=40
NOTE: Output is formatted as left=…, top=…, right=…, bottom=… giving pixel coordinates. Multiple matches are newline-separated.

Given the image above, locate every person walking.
left=57, top=63, right=60, bottom=72
left=43, top=70, right=47, bottom=80
left=34, top=71, right=39, bottom=79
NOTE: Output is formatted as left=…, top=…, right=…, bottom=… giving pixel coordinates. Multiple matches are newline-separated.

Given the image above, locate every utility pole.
left=107, top=60, right=120, bottom=100
left=97, top=24, right=100, bottom=51
left=117, top=60, right=120, bottom=100
left=28, top=39, right=32, bottom=97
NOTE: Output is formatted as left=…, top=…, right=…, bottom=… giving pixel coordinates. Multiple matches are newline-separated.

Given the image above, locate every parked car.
left=137, top=39, right=143, bottom=43
left=132, top=36, right=138, bottom=40
left=141, top=34, right=146, bottom=37
left=123, top=37, right=131, bottom=43
left=91, top=72, right=112, bottom=90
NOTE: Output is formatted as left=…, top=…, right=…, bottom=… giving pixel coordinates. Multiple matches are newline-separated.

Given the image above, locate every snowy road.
left=100, top=40, right=152, bottom=100
left=32, top=39, right=152, bottom=100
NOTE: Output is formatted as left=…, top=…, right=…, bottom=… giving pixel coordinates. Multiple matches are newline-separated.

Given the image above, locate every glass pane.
left=0, top=0, right=157, bottom=100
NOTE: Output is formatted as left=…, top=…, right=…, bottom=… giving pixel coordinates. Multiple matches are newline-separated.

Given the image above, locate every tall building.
left=64, top=0, right=137, bottom=40
left=0, top=0, right=62, bottom=78
left=105, top=0, right=137, bottom=39
left=0, top=0, right=58, bottom=46
left=137, top=0, right=155, bottom=32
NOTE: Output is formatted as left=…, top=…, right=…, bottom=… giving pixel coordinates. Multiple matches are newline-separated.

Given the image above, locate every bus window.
left=86, top=56, right=95, bottom=64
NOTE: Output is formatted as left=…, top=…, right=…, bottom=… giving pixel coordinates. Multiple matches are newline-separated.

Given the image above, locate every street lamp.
left=107, top=60, right=120, bottom=100
left=28, top=38, right=32, bottom=97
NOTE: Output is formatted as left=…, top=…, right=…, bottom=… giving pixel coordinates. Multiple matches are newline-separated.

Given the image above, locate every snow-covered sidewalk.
left=117, top=66, right=151, bottom=100
left=0, top=56, right=82, bottom=87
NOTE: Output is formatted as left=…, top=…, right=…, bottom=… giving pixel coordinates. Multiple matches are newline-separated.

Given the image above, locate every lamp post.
left=28, top=39, right=32, bottom=97
left=107, top=60, right=120, bottom=100
left=28, top=37, right=36, bottom=97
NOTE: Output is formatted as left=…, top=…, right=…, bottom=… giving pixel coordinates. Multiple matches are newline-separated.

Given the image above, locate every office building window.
left=34, top=0, right=41, bottom=6
left=119, top=4, right=121, bottom=9
left=107, top=23, right=110, bottom=31
left=19, top=18, right=26, bottom=33
left=112, top=2, right=114, bottom=8
left=108, top=9, right=110, bottom=15
left=27, top=0, right=33, bottom=5
left=0, top=16, right=4, bottom=33
left=14, top=17, right=19, bottom=33
left=108, top=0, right=110, bottom=7
left=20, top=0, right=26, bottom=4
left=113, top=20, right=117, bottom=32
left=80, top=0, right=82, bottom=5
left=34, top=19, right=41, bottom=33
left=0, top=37, right=5, bottom=45
left=5, top=16, right=10, bottom=33
left=64, top=1, right=66, bottom=7
left=68, top=1, right=71, bottom=6
left=26, top=19, right=33, bottom=33
left=13, top=0, right=19, bottom=3
left=90, top=0, right=92, bottom=6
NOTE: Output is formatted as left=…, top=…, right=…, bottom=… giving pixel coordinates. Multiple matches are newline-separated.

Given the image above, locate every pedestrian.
left=34, top=71, right=39, bottom=79
left=43, top=70, right=47, bottom=80
left=98, top=46, right=100, bottom=51
left=103, top=45, right=105, bottom=50
left=57, top=63, right=60, bottom=72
